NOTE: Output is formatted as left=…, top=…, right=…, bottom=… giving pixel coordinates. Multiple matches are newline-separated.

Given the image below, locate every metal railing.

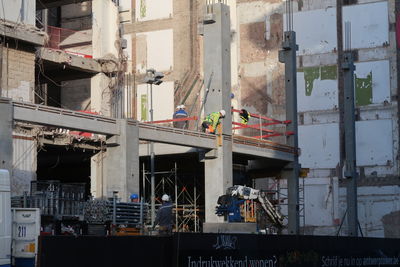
left=45, top=25, right=92, bottom=58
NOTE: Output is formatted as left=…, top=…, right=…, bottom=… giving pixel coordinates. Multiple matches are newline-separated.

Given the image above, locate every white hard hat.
left=219, top=110, right=226, bottom=117
left=176, top=105, right=180, bottom=109
left=161, top=194, right=170, bottom=201
left=180, top=105, right=186, bottom=109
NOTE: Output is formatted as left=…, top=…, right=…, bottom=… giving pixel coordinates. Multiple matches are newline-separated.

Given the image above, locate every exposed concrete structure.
left=103, top=120, right=139, bottom=201
left=0, top=99, right=13, bottom=173
left=3, top=97, right=294, bottom=202
left=1, top=0, right=399, bottom=237
left=203, top=3, right=233, bottom=222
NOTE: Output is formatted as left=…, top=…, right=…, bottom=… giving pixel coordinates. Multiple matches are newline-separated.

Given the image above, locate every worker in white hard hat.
left=201, top=110, right=226, bottom=134
left=154, top=194, right=174, bottom=235
left=173, top=104, right=188, bottom=129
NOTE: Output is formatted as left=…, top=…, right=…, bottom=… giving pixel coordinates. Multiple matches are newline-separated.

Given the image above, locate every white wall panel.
left=299, top=123, right=340, bottom=168
left=136, top=81, right=174, bottom=122
left=354, top=60, right=391, bottom=104
left=292, top=1, right=388, bottom=55
left=297, top=71, right=338, bottom=112
left=136, top=29, right=173, bottom=74
left=356, top=120, right=393, bottom=166
left=343, top=2, right=389, bottom=50
left=291, top=7, right=337, bottom=55
left=135, top=0, right=172, bottom=21
left=339, top=186, right=400, bottom=238
left=304, top=178, right=339, bottom=227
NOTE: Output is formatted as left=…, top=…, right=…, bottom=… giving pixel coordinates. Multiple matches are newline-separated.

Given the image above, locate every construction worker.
left=201, top=110, right=226, bottom=134
left=239, top=109, right=250, bottom=125
left=154, top=194, right=173, bottom=235
left=130, top=193, right=139, bottom=203
left=173, top=105, right=189, bottom=129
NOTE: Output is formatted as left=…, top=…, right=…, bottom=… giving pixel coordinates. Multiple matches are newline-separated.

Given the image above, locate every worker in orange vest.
left=201, top=110, right=226, bottom=134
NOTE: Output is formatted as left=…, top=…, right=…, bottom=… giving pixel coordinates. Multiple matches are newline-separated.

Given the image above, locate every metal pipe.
left=194, top=179, right=197, bottom=232
left=150, top=83, right=156, bottom=226
left=140, top=198, right=144, bottom=233
left=175, top=162, right=178, bottom=231
left=112, top=191, right=118, bottom=235
left=142, top=162, right=146, bottom=202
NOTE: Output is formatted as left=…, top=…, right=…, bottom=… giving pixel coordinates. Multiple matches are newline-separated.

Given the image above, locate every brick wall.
left=1, top=46, right=35, bottom=102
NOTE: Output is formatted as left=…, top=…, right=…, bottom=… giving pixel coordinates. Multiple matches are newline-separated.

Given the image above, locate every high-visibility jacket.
left=240, top=109, right=250, bottom=124
left=203, top=112, right=222, bottom=131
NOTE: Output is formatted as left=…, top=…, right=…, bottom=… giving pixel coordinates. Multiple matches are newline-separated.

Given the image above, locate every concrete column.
left=203, top=3, right=233, bottom=222
left=279, top=31, right=300, bottom=234
left=103, top=119, right=139, bottom=201
left=91, top=73, right=112, bottom=117
left=0, top=99, right=13, bottom=173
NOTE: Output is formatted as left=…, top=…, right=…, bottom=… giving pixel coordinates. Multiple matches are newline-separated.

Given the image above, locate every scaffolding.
left=142, top=163, right=203, bottom=232
left=254, top=176, right=305, bottom=233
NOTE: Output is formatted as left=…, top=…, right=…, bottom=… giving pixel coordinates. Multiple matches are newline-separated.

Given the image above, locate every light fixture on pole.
left=144, top=68, right=164, bottom=227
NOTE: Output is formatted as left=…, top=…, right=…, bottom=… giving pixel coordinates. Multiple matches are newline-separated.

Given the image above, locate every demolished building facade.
left=0, top=0, right=399, bottom=237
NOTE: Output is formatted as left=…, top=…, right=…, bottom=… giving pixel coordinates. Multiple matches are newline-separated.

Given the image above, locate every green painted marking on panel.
left=321, top=65, right=337, bottom=80
left=141, top=94, right=148, bottom=121
left=303, top=67, right=320, bottom=96
left=355, top=72, right=373, bottom=106
left=140, top=0, right=146, bottom=18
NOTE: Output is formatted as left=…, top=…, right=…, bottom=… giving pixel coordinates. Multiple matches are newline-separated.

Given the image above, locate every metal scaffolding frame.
left=142, top=163, right=203, bottom=232
left=256, top=176, right=305, bottom=233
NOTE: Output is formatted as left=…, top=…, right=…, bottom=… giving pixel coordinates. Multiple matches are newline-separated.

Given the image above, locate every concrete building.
left=125, top=0, right=399, bottom=237
left=1, top=0, right=399, bottom=237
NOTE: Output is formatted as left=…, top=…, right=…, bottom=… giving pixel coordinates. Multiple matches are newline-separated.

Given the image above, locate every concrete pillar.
left=103, top=119, right=139, bottom=201
left=279, top=31, right=300, bottom=234
left=91, top=73, right=112, bottom=117
left=0, top=99, right=13, bottom=173
left=203, top=3, right=233, bottom=222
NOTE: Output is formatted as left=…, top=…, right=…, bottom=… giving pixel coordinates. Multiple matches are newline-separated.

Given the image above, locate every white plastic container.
left=11, top=208, right=40, bottom=266
left=0, top=170, right=11, bottom=267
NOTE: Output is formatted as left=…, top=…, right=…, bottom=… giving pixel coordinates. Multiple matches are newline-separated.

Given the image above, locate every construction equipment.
left=216, top=185, right=284, bottom=228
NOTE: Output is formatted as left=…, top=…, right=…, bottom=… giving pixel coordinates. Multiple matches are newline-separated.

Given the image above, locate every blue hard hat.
left=130, top=193, right=139, bottom=199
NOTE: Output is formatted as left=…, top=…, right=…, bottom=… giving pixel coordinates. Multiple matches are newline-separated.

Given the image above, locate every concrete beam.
left=138, top=122, right=216, bottom=150
left=0, top=99, right=13, bottom=173
left=139, top=143, right=197, bottom=156
left=0, top=22, right=45, bottom=46
left=37, top=135, right=102, bottom=151
left=37, top=48, right=102, bottom=74
left=233, top=137, right=295, bottom=162
left=11, top=100, right=118, bottom=135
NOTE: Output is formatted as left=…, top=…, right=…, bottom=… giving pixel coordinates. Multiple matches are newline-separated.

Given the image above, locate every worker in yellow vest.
left=239, top=109, right=250, bottom=125
left=201, top=110, right=226, bottom=134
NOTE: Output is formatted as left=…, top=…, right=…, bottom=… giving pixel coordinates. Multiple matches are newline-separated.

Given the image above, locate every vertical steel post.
left=150, top=83, right=156, bottom=226
left=142, top=162, right=146, bottom=202
left=342, top=51, right=358, bottom=236
left=112, top=191, right=118, bottom=235
left=194, top=177, right=197, bottom=232
left=279, top=31, right=300, bottom=235
left=174, top=162, right=178, bottom=231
